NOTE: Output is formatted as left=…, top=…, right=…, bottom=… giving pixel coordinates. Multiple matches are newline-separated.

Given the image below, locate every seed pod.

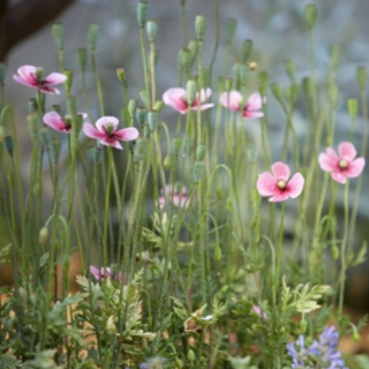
left=52, top=23, right=64, bottom=49
left=148, top=110, right=158, bottom=131
left=225, top=18, right=237, bottom=43
left=136, top=106, right=148, bottom=126
left=241, top=39, right=253, bottom=63
left=116, top=68, right=126, bottom=84
left=146, top=19, right=157, bottom=42
left=137, top=1, right=148, bottom=28
left=196, top=144, right=206, bottom=161
left=39, top=227, right=49, bottom=245
left=195, top=15, right=206, bottom=40
left=88, top=23, right=100, bottom=50
left=304, top=4, right=318, bottom=30
left=186, top=79, right=197, bottom=105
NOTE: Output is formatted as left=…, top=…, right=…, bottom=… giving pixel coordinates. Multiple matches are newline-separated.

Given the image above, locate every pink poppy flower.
left=83, top=116, right=139, bottom=149
left=257, top=162, right=304, bottom=202
left=90, top=265, right=122, bottom=282
left=162, top=88, right=214, bottom=114
left=318, top=142, right=365, bottom=184
left=13, top=65, right=67, bottom=94
left=43, top=111, right=87, bottom=133
left=219, top=91, right=265, bottom=119
left=159, top=183, right=190, bottom=208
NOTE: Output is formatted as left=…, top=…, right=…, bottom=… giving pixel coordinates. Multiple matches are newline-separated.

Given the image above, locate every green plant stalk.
left=275, top=202, right=286, bottom=306
left=139, top=26, right=151, bottom=107
left=103, top=148, right=113, bottom=267
left=180, top=1, right=189, bottom=45
left=339, top=181, right=350, bottom=314
left=90, top=48, right=105, bottom=116
left=208, top=0, right=220, bottom=83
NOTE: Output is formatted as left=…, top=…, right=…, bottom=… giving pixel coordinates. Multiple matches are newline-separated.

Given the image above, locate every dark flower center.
left=338, top=159, right=348, bottom=169
left=277, top=179, right=286, bottom=190
left=105, top=124, right=115, bottom=136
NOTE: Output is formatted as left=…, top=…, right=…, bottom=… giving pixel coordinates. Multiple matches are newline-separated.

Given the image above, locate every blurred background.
left=1, top=0, right=369, bottom=350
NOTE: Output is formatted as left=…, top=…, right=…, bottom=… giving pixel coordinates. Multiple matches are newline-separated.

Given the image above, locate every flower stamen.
left=338, top=159, right=348, bottom=169
left=277, top=179, right=286, bottom=190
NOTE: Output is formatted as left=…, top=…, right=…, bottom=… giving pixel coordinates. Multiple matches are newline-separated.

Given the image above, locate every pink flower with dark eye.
left=159, top=183, right=191, bottom=208
left=83, top=116, right=139, bottom=149
left=13, top=65, right=67, bottom=94
left=219, top=91, right=265, bottom=119
left=90, top=265, right=122, bottom=282
left=163, top=88, right=214, bottom=114
left=257, top=162, right=304, bottom=202
left=43, top=111, right=87, bottom=133
left=318, top=142, right=365, bottom=184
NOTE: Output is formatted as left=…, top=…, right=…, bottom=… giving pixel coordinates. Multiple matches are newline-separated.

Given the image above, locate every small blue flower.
left=139, top=357, right=166, bottom=369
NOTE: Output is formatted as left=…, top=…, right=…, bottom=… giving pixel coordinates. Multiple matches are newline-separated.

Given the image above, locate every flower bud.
left=175, top=358, right=183, bottom=369
left=106, top=315, right=117, bottom=334
left=39, top=227, right=49, bottom=245
left=196, top=144, right=206, bottom=161
left=348, top=99, right=358, bottom=120
left=300, top=317, right=307, bottom=333
left=187, top=349, right=195, bottom=363
left=136, top=106, right=148, bottom=126
left=78, top=48, right=87, bottom=73
left=304, top=4, right=318, bottom=30
left=148, top=110, right=158, bottom=131
left=63, top=70, right=73, bottom=95
left=0, top=63, right=6, bottom=84
left=179, top=48, right=191, bottom=70
left=4, top=136, right=13, bottom=157
left=163, top=155, right=171, bottom=170
left=146, top=19, right=157, bottom=42
left=186, top=79, right=197, bottom=105
left=249, top=61, right=257, bottom=71
left=154, top=100, right=164, bottom=112
left=241, top=39, right=253, bottom=63
left=116, top=68, right=126, bottom=85
left=128, top=99, right=138, bottom=119
left=187, top=40, right=198, bottom=63
left=137, top=1, right=148, bottom=28
left=194, top=161, right=205, bottom=183
left=0, top=126, right=5, bottom=143
left=195, top=15, right=206, bottom=40
left=331, top=244, right=339, bottom=259
left=86, top=146, right=103, bottom=165
left=88, top=23, right=100, bottom=50
left=172, top=137, right=182, bottom=156
left=214, top=245, right=222, bottom=262
left=270, top=82, right=283, bottom=103
left=285, top=60, right=295, bottom=82
left=225, top=18, right=237, bottom=43
left=357, top=66, right=367, bottom=92
left=52, top=23, right=64, bottom=49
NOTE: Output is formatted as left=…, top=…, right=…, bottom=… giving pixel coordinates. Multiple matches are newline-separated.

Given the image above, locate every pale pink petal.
left=271, top=162, right=290, bottom=181
left=13, top=74, right=37, bottom=88
left=83, top=123, right=106, bottom=139
left=257, top=172, right=278, bottom=196
left=244, top=110, right=264, bottom=119
left=318, top=152, right=338, bottom=172
left=163, top=88, right=188, bottom=112
left=43, top=111, right=69, bottom=133
left=196, top=88, right=212, bottom=103
left=101, top=137, right=123, bottom=149
left=114, top=127, right=139, bottom=141
left=247, top=93, right=264, bottom=110
left=346, top=157, right=365, bottom=178
left=286, top=173, right=304, bottom=198
left=39, top=86, right=61, bottom=95
left=43, top=72, right=67, bottom=85
left=269, top=193, right=290, bottom=202
left=326, top=147, right=339, bottom=161
left=95, top=116, right=119, bottom=133
left=17, top=65, right=39, bottom=84
left=338, top=142, right=357, bottom=161
left=219, top=90, right=242, bottom=111
left=331, top=171, right=347, bottom=184
left=90, top=265, right=101, bottom=280
left=190, top=103, right=214, bottom=112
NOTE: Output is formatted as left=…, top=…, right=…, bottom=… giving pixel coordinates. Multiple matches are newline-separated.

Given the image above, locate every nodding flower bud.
left=87, top=146, right=103, bottom=165
left=285, top=60, right=296, bottom=83
left=186, top=79, right=197, bottom=105
left=136, top=106, right=148, bottom=126
left=187, top=40, right=198, bottom=63
left=128, top=99, right=138, bottom=119
left=225, top=18, right=237, bottom=43
left=239, top=64, right=249, bottom=84
left=0, top=126, right=5, bottom=143
left=88, top=23, right=100, bottom=50
left=39, top=227, right=49, bottom=245
left=304, top=3, right=318, bottom=30
left=196, top=144, right=206, bottom=161
left=154, top=100, right=164, bottom=112
left=179, top=48, right=191, bottom=70
left=195, top=15, right=206, bottom=40
left=148, top=110, right=158, bottom=131
left=0, top=63, right=6, bottom=84
left=78, top=48, right=87, bottom=73
left=146, top=19, right=157, bottom=42
left=163, top=155, right=171, bottom=170
left=137, top=1, right=148, bottom=28
left=357, top=66, right=367, bottom=92
left=52, top=23, right=64, bottom=49
left=241, top=39, right=253, bottom=63
left=224, top=78, right=233, bottom=93
left=348, top=98, right=358, bottom=120
left=116, top=68, right=126, bottom=84
left=270, top=82, right=283, bottom=103
left=194, top=161, right=205, bottom=183
left=63, top=70, right=73, bottom=95
left=4, top=136, right=14, bottom=157
left=172, top=137, right=182, bottom=156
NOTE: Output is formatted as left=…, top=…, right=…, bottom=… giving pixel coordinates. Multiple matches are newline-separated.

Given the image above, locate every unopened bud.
left=39, top=227, right=49, bottom=245
left=137, top=1, right=148, bottom=28
left=136, top=106, right=148, bottom=126
left=52, top=23, right=64, bottom=49
left=241, top=39, right=253, bottom=63
left=215, top=245, right=222, bottom=262
left=78, top=48, right=87, bottom=73
left=195, top=15, right=206, bottom=40
left=163, top=155, right=171, bottom=170
left=175, top=358, right=183, bottom=369
left=186, top=79, right=197, bottom=105
left=88, top=23, right=100, bottom=50
left=304, top=4, right=318, bottom=29
left=225, top=18, right=237, bottom=43
left=116, top=68, right=126, bottom=84
left=300, top=318, right=307, bottom=333
left=154, top=100, right=164, bottom=112
left=146, top=19, right=157, bottom=42
left=188, top=40, right=198, bottom=63
left=249, top=61, right=257, bottom=71
left=187, top=349, right=195, bottom=363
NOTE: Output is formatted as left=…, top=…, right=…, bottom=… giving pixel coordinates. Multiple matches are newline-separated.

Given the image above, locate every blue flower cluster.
left=286, top=326, right=348, bottom=369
